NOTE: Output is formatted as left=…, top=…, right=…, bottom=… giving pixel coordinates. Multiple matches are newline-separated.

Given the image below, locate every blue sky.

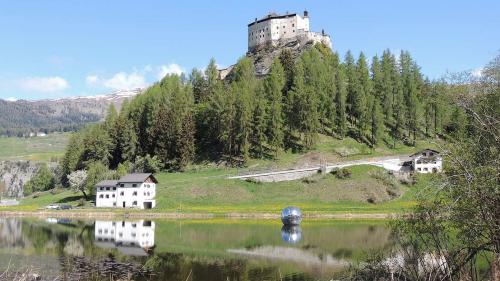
left=0, top=0, right=499, bottom=100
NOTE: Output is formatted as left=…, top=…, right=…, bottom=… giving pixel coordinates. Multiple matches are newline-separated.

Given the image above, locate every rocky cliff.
left=220, top=36, right=320, bottom=80
left=0, top=161, right=56, bottom=198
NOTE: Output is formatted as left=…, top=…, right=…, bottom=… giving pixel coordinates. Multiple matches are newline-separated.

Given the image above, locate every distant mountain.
left=0, top=89, right=142, bottom=137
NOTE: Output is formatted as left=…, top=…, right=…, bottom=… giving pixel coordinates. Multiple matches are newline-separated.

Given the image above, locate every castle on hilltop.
left=248, top=10, right=332, bottom=52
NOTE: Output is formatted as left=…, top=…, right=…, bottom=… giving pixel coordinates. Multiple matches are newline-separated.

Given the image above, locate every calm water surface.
left=0, top=218, right=392, bottom=280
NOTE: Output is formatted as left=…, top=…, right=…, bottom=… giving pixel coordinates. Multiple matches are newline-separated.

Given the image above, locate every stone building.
left=247, top=10, right=332, bottom=52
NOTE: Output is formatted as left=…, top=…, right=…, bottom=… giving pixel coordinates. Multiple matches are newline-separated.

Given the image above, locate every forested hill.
left=0, top=89, right=141, bottom=137
left=61, top=44, right=468, bottom=186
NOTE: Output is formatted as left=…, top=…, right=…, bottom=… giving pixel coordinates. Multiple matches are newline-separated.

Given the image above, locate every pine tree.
left=205, top=58, right=220, bottom=100
left=251, top=84, right=268, bottom=158
left=370, top=97, right=383, bottom=146
left=355, top=52, right=371, bottom=140
left=232, top=57, right=257, bottom=162
left=190, top=68, right=207, bottom=103
left=344, top=51, right=357, bottom=124
left=335, top=64, right=348, bottom=138
left=279, top=49, right=295, bottom=94
left=265, top=58, right=286, bottom=156
left=291, top=61, right=319, bottom=149
left=380, top=50, right=396, bottom=125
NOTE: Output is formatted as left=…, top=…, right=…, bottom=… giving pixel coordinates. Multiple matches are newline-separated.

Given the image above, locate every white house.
left=410, top=149, right=443, bottom=174
left=248, top=10, right=332, bottom=51
left=94, top=220, right=155, bottom=256
left=95, top=173, right=157, bottom=209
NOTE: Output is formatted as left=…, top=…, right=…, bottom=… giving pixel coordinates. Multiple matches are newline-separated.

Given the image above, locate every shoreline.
left=0, top=210, right=399, bottom=220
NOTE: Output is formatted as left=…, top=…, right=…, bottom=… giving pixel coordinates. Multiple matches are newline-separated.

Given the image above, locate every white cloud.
left=87, top=72, right=147, bottom=90
left=5, top=97, right=17, bottom=102
left=85, top=75, right=99, bottom=85
left=18, top=76, right=69, bottom=92
left=157, top=63, right=184, bottom=80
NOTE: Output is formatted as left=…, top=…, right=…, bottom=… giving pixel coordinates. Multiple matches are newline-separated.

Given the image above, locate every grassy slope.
left=10, top=135, right=439, bottom=214
left=0, top=133, right=69, bottom=161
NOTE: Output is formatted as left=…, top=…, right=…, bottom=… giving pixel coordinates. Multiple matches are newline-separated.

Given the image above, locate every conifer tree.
left=265, top=58, right=286, bottom=156
left=205, top=58, right=220, bottom=99
left=344, top=51, right=357, bottom=124
left=251, top=84, right=268, bottom=158
left=232, top=57, right=257, bottom=162
left=370, top=97, right=383, bottom=146
left=291, top=61, right=319, bottom=149
left=380, top=50, right=397, bottom=126
left=355, top=52, right=371, bottom=140
left=279, top=49, right=295, bottom=94
left=335, top=64, right=348, bottom=138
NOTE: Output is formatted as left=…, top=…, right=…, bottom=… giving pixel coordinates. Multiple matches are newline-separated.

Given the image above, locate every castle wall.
left=248, top=12, right=330, bottom=51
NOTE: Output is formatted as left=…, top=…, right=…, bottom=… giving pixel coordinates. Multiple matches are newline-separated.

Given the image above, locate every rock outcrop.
left=0, top=161, right=56, bottom=198
left=220, top=36, right=321, bottom=80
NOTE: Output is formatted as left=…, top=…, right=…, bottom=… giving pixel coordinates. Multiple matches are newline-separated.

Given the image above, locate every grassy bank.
left=2, top=135, right=438, bottom=216
left=8, top=165, right=434, bottom=216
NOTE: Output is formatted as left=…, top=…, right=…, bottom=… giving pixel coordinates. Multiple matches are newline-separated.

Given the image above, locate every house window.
left=112, top=194, right=115, bottom=198
left=113, top=202, right=116, bottom=207
left=292, top=24, right=294, bottom=27
left=105, top=195, right=109, bottom=199
left=120, top=184, right=124, bottom=187
left=417, top=168, right=421, bottom=171
left=120, top=192, right=124, bottom=196
left=424, top=168, right=428, bottom=171
left=133, top=191, right=137, bottom=196
left=132, top=184, right=137, bottom=187
left=99, top=194, right=103, bottom=198
left=106, top=187, right=110, bottom=191
left=132, top=223, right=137, bottom=228
left=133, top=201, right=137, bottom=206
left=113, top=187, right=116, bottom=191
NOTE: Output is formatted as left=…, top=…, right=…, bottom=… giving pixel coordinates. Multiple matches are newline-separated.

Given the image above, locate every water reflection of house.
left=94, top=220, right=155, bottom=256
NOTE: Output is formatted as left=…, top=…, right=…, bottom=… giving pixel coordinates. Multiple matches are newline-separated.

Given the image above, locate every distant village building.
left=248, top=10, right=332, bottom=51
left=409, top=149, right=443, bottom=173
left=95, top=173, right=157, bottom=209
left=94, top=220, right=155, bottom=256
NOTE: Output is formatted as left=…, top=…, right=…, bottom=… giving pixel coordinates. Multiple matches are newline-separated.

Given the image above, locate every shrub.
left=331, top=168, right=352, bottom=179
left=369, top=169, right=402, bottom=198
left=245, top=178, right=262, bottom=184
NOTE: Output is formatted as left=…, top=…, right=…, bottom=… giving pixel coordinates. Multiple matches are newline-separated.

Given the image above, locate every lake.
left=0, top=217, right=392, bottom=280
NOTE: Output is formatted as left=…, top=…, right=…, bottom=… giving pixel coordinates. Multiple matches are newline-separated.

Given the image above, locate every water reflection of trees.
left=2, top=218, right=395, bottom=280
